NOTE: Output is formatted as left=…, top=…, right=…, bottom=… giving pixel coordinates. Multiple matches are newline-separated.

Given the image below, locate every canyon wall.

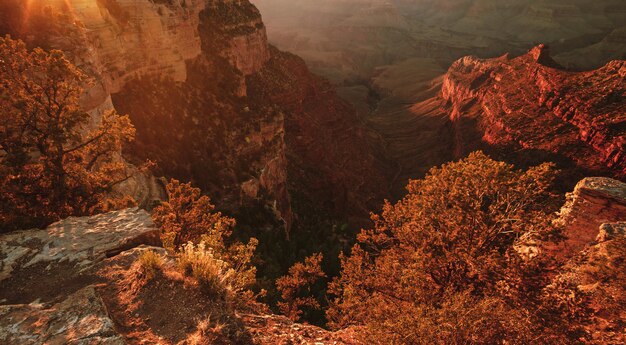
left=438, top=45, right=625, bottom=179
left=0, top=0, right=388, bottom=233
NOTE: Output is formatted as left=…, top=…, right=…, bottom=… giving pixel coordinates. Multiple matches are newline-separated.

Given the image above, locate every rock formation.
left=552, top=219, right=626, bottom=343
left=0, top=287, right=125, bottom=344
left=0, top=208, right=159, bottom=304
left=0, top=0, right=389, bottom=234
left=439, top=45, right=626, bottom=178
left=555, top=177, right=626, bottom=257
left=253, top=0, right=625, bottom=196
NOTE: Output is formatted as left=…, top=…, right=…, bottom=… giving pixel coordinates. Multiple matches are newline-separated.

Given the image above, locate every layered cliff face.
left=101, top=0, right=293, bottom=230
left=253, top=0, right=625, bottom=197
left=0, top=0, right=388, bottom=233
left=247, top=48, right=390, bottom=222
left=554, top=178, right=626, bottom=257
left=439, top=45, right=626, bottom=178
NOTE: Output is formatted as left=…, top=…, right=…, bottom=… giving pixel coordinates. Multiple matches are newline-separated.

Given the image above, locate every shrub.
left=276, top=253, right=326, bottom=322
left=154, top=179, right=264, bottom=311
left=178, top=240, right=260, bottom=308
left=138, top=249, right=164, bottom=280
left=152, top=179, right=235, bottom=251
left=326, top=152, right=587, bottom=343
left=179, top=241, right=231, bottom=298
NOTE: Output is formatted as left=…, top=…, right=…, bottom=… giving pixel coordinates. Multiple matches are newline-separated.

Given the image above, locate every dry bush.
left=154, top=179, right=264, bottom=312
left=178, top=241, right=261, bottom=310
left=327, top=152, right=590, bottom=343
left=276, top=253, right=326, bottom=322
left=138, top=250, right=164, bottom=281
left=179, top=241, right=232, bottom=298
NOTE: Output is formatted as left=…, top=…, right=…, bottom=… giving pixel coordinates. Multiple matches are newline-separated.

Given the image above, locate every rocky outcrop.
left=103, top=0, right=293, bottom=231
left=552, top=220, right=626, bottom=343
left=0, top=287, right=124, bottom=345
left=72, top=0, right=207, bottom=114
left=0, top=208, right=159, bottom=304
left=554, top=177, right=626, bottom=257
left=0, top=211, right=359, bottom=344
left=9, top=0, right=270, bottom=115
left=0, top=0, right=388, bottom=234
left=438, top=45, right=626, bottom=178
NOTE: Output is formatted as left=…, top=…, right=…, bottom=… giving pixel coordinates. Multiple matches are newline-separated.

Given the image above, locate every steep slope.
left=247, top=48, right=390, bottom=221
left=440, top=45, right=625, bottom=178
left=0, top=0, right=389, bottom=233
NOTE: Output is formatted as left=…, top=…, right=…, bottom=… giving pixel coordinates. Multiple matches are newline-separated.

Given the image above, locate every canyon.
left=1, top=0, right=626, bottom=343
left=0, top=0, right=389, bottom=236
left=3, top=0, right=623, bottom=233
left=255, top=0, right=626, bottom=194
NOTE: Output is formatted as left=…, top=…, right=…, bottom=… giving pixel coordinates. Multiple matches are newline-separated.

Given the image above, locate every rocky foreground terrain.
left=1, top=177, right=625, bottom=344
left=0, top=208, right=359, bottom=344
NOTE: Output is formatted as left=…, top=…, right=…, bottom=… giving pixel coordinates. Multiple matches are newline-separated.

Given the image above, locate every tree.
left=152, top=179, right=236, bottom=251
left=327, top=152, right=588, bottom=343
left=0, top=36, right=139, bottom=231
left=276, top=253, right=327, bottom=322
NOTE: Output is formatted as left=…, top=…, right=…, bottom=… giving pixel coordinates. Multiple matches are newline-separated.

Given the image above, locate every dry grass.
left=138, top=250, right=164, bottom=280
left=178, top=241, right=235, bottom=299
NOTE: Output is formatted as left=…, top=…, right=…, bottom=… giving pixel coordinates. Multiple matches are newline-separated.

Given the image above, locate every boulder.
left=0, top=287, right=124, bottom=345
left=0, top=208, right=160, bottom=304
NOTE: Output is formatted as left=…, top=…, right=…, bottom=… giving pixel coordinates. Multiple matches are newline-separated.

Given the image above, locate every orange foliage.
left=153, top=178, right=265, bottom=312
left=0, top=36, right=141, bottom=231
left=327, top=152, right=591, bottom=343
left=276, top=253, right=327, bottom=322
left=152, top=179, right=236, bottom=251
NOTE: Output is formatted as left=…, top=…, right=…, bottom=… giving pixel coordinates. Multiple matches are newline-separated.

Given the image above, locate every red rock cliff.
left=440, top=45, right=626, bottom=178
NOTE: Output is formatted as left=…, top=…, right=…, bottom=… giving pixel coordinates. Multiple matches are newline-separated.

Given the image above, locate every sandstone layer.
left=439, top=45, right=625, bottom=178
left=555, top=177, right=626, bottom=257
